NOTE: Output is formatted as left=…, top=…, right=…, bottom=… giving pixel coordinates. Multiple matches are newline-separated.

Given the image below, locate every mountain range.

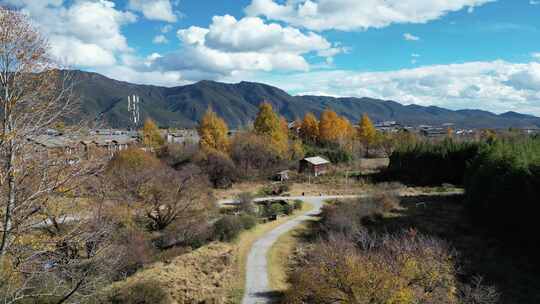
left=71, top=70, right=540, bottom=130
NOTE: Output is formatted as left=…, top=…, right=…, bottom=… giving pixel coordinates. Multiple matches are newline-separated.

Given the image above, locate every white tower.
left=128, top=94, right=140, bottom=128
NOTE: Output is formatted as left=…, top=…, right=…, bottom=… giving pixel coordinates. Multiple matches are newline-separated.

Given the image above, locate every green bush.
left=293, top=200, right=303, bottom=210
left=107, top=280, right=172, bottom=304
left=388, top=139, right=483, bottom=186
left=258, top=183, right=290, bottom=196
left=266, top=203, right=284, bottom=218
left=465, top=137, right=540, bottom=245
left=238, top=214, right=258, bottom=230
left=212, top=215, right=244, bottom=242
left=212, top=214, right=258, bottom=242
left=282, top=203, right=293, bottom=215
left=304, top=143, right=353, bottom=164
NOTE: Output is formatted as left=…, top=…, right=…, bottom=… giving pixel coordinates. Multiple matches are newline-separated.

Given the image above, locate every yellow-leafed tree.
left=198, top=108, right=230, bottom=153
left=358, top=113, right=377, bottom=157
left=319, top=109, right=340, bottom=143
left=300, top=112, right=319, bottom=143
left=254, top=102, right=288, bottom=158
left=335, top=116, right=355, bottom=150
left=142, top=118, right=165, bottom=149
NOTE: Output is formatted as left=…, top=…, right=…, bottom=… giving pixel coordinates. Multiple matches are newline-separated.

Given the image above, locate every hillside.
left=70, top=70, right=540, bottom=129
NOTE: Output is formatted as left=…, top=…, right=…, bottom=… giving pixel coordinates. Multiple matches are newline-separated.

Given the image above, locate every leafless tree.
left=0, top=7, right=112, bottom=303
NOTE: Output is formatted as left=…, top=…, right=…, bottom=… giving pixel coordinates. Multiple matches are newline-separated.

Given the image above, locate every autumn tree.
left=335, top=116, right=355, bottom=149
left=198, top=108, right=230, bottom=153
left=142, top=118, right=165, bottom=149
left=253, top=102, right=288, bottom=157
left=446, top=127, right=454, bottom=139
left=358, top=113, right=377, bottom=157
left=319, top=109, right=340, bottom=143
left=0, top=7, right=114, bottom=302
left=300, top=112, right=319, bottom=143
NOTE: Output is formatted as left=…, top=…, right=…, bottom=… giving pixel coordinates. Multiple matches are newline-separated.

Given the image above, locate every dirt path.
left=240, top=196, right=335, bottom=304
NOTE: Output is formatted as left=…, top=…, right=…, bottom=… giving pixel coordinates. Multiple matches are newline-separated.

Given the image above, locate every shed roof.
left=303, top=156, right=330, bottom=165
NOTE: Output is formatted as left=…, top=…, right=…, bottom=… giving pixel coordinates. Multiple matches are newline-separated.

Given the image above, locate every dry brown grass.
left=107, top=243, right=237, bottom=304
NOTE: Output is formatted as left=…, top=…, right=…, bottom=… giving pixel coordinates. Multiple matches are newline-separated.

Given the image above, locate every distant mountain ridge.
left=70, top=70, right=540, bottom=129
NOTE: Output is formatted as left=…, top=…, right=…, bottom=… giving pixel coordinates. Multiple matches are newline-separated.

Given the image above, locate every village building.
left=166, top=129, right=200, bottom=145
left=299, top=156, right=330, bottom=177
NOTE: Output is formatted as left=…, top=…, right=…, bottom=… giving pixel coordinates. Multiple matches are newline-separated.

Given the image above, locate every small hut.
left=299, top=156, right=330, bottom=177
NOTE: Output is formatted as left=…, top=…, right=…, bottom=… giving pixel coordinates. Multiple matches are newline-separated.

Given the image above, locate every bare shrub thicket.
left=230, top=132, right=283, bottom=179
left=284, top=194, right=499, bottom=304
left=194, top=150, right=237, bottom=189
left=320, top=194, right=399, bottom=237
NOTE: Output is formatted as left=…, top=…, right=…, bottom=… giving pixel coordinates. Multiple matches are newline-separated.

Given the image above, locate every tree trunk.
left=0, top=101, right=15, bottom=259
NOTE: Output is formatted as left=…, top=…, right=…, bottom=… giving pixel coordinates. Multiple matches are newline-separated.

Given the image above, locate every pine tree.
left=300, top=112, right=319, bottom=143
left=142, top=118, right=165, bottom=149
left=198, top=108, right=230, bottom=153
left=358, top=113, right=377, bottom=157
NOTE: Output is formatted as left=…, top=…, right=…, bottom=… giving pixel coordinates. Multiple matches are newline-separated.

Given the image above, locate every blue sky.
left=3, top=0, right=540, bottom=115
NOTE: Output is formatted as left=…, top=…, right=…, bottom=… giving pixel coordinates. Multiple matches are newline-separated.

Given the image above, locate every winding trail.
left=234, top=196, right=357, bottom=304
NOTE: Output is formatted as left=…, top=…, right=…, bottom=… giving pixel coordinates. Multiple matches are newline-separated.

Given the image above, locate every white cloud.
left=153, top=34, right=169, bottom=44
left=532, top=52, right=540, bottom=60
left=161, top=24, right=174, bottom=33
left=1, top=0, right=137, bottom=68
left=127, top=0, right=177, bottom=22
left=530, top=0, right=540, bottom=5
left=245, top=0, right=495, bottom=31
left=151, top=15, right=345, bottom=79
left=404, top=33, right=420, bottom=41
left=244, top=60, right=540, bottom=116
left=412, top=53, right=421, bottom=57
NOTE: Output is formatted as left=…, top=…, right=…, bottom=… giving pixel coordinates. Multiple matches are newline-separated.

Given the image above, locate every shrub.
left=304, top=143, right=353, bottom=164
left=387, top=139, right=483, bottom=186
left=282, top=203, right=294, bottom=215
left=113, top=229, right=156, bottom=278
left=267, top=203, right=284, bottom=218
left=293, top=200, right=303, bottom=210
left=107, top=280, right=172, bottom=304
left=212, top=215, right=244, bottom=242
left=236, top=192, right=256, bottom=215
left=195, top=150, right=237, bottom=189
left=320, top=195, right=399, bottom=237
left=258, top=183, right=290, bottom=196
left=238, top=214, right=258, bottom=230
left=283, top=231, right=460, bottom=304
left=231, top=132, right=284, bottom=178
left=465, top=137, right=540, bottom=246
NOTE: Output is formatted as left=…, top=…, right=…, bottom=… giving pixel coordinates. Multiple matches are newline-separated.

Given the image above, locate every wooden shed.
left=299, top=156, right=330, bottom=177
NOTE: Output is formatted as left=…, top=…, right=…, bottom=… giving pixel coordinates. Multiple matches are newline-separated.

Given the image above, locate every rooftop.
left=303, top=156, right=330, bottom=165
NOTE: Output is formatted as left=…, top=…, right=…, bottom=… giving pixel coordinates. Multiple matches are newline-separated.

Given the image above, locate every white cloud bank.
left=245, top=0, right=496, bottom=31
left=150, top=15, right=345, bottom=79
left=1, top=0, right=136, bottom=67
left=245, top=61, right=540, bottom=116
